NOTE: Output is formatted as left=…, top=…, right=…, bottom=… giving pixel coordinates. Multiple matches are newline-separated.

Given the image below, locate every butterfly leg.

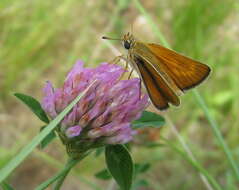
left=110, top=54, right=130, bottom=80
left=119, top=54, right=132, bottom=80
left=124, top=54, right=129, bottom=71
left=109, top=55, right=126, bottom=65
left=109, top=55, right=133, bottom=80
left=139, top=78, right=142, bottom=100
left=127, top=68, right=134, bottom=79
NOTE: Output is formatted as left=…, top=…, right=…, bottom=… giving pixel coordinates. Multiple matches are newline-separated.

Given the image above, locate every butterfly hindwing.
left=133, top=56, right=180, bottom=110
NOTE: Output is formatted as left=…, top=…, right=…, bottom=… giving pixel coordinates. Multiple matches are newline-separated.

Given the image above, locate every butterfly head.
left=122, top=32, right=136, bottom=50
left=102, top=32, right=136, bottom=50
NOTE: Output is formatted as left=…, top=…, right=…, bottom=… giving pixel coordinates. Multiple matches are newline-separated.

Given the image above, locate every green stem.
left=35, top=150, right=104, bottom=190
left=53, top=158, right=79, bottom=190
left=35, top=158, right=79, bottom=190
left=162, top=137, right=223, bottom=190
left=36, top=151, right=91, bottom=190
left=133, top=0, right=239, bottom=181
left=53, top=172, right=70, bottom=190
left=193, top=90, right=239, bottom=179
left=166, top=116, right=213, bottom=190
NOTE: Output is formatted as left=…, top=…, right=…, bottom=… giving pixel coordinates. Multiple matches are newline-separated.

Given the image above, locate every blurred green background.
left=0, top=0, right=239, bottom=189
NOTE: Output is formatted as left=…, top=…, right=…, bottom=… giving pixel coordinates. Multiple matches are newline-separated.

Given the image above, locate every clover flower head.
left=42, top=60, right=149, bottom=156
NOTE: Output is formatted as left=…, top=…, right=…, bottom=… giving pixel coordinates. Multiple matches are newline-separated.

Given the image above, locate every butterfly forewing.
left=146, top=43, right=211, bottom=91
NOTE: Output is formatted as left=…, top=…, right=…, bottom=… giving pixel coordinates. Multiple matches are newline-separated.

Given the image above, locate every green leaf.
left=0, top=83, right=95, bottom=182
left=95, top=147, right=105, bottom=157
left=1, top=182, right=15, bottom=190
left=105, top=145, right=134, bottom=190
left=95, top=169, right=112, bottom=180
left=39, top=126, right=56, bottom=149
left=132, top=111, right=165, bottom=129
left=134, top=163, right=150, bottom=176
left=14, top=93, right=49, bottom=123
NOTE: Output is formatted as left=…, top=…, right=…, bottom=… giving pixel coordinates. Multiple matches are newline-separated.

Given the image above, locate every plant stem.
left=193, top=90, right=239, bottom=179
left=53, top=158, right=80, bottom=190
left=162, top=137, right=223, bottom=190
left=35, top=150, right=104, bottom=190
left=35, top=151, right=91, bottom=190
left=35, top=158, right=79, bottom=190
left=166, top=116, right=214, bottom=190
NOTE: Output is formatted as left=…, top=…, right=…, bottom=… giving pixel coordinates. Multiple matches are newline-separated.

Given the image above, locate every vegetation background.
left=0, top=0, right=238, bottom=189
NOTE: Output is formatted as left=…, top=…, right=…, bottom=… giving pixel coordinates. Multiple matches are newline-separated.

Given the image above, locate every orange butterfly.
left=103, top=33, right=210, bottom=110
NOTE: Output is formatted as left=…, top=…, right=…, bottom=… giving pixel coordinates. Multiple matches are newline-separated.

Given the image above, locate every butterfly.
left=103, top=32, right=211, bottom=110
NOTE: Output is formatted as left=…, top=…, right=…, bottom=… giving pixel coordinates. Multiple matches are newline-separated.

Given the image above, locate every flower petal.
left=42, top=81, right=57, bottom=118
left=65, top=125, right=82, bottom=138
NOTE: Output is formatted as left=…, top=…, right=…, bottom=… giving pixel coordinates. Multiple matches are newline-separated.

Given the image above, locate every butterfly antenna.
left=102, top=36, right=121, bottom=41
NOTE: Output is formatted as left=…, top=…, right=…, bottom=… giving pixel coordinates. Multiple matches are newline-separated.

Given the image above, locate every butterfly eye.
left=124, top=41, right=131, bottom=49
